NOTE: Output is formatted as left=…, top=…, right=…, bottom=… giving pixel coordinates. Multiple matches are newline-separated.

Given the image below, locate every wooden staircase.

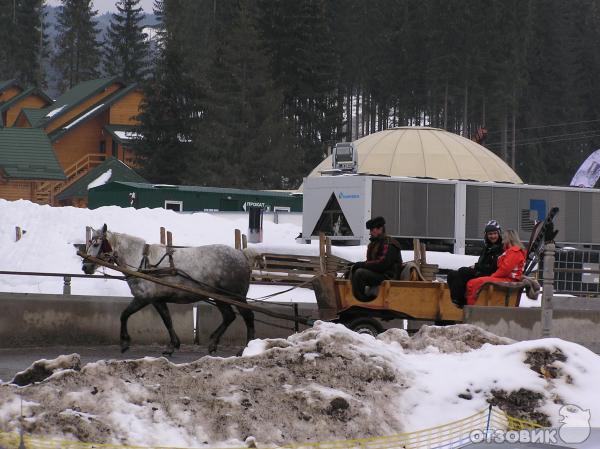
left=34, top=153, right=107, bottom=205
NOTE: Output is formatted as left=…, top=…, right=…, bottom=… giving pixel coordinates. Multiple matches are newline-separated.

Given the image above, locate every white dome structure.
left=309, top=127, right=523, bottom=183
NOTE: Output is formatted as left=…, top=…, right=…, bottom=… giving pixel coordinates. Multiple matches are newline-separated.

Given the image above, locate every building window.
left=112, top=140, right=118, bottom=157
left=164, top=200, right=183, bottom=212
left=99, top=140, right=106, bottom=153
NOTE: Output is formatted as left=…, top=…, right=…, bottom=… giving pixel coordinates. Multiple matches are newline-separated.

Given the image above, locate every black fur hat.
left=366, top=216, right=386, bottom=229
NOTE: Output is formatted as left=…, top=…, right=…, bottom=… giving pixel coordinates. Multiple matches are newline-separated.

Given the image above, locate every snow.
left=1, top=323, right=599, bottom=447
left=0, top=199, right=477, bottom=298
left=87, top=169, right=112, bottom=190
left=44, top=104, right=67, bottom=118
left=63, top=103, right=104, bottom=130
left=114, top=130, right=142, bottom=140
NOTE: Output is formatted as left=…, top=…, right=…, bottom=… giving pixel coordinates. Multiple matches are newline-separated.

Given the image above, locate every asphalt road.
left=0, top=344, right=242, bottom=382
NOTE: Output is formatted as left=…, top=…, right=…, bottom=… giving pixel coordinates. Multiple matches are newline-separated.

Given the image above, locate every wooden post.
left=167, top=231, right=173, bottom=247
left=541, top=242, right=556, bottom=338
left=15, top=226, right=22, bottom=242
left=160, top=227, right=166, bottom=245
left=319, top=232, right=326, bottom=274
left=242, top=234, right=248, bottom=249
left=413, top=238, right=421, bottom=264
left=85, top=226, right=92, bottom=245
left=420, top=242, right=427, bottom=264
left=234, top=229, right=242, bottom=250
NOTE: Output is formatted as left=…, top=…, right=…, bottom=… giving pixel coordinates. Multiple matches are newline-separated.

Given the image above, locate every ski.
left=524, top=206, right=559, bottom=275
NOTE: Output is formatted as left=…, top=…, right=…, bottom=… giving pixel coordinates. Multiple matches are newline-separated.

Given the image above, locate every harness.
left=138, top=244, right=176, bottom=275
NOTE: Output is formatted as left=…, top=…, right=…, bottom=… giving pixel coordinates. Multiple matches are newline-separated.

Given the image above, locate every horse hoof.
left=175, top=341, right=181, bottom=350
left=162, top=349, right=174, bottom=357
left=208, top=345, right=217, bottom=355
left=120, top=344, right=130, bottom=354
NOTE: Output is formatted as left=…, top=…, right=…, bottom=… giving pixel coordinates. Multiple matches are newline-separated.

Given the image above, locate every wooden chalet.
left=0, top=79, right=53, bottom=127
left=0, top=77, right=146, bottom=207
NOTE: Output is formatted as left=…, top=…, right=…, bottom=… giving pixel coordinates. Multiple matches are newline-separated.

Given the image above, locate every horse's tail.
left=242, top=248, right=265, bottom=269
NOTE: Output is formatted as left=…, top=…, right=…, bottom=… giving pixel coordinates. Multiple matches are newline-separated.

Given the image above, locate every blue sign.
left=530, top=199, right=547, bottom=221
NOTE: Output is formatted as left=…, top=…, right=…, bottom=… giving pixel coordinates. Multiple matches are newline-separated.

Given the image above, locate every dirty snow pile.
left=0, top=199, right=476, bottom=298
left=1, top=323, right=599, bottom=448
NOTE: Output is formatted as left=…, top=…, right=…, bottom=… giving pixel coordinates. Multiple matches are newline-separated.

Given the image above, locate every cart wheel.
left=345, top=318, right=384, bottom=337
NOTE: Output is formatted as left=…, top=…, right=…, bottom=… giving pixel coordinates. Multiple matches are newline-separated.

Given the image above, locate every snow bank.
left=0, top=199, right=476, bottom=298
left=1, top=323, right=599, bottom=447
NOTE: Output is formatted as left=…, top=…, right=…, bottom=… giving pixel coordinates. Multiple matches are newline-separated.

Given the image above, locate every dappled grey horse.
left=82, top=224, right=257, bottom=355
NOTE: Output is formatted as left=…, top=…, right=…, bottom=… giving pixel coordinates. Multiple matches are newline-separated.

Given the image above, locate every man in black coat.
left=351, top=216, right=402, bottom=302
left=447, top=220, right=503, bottom=307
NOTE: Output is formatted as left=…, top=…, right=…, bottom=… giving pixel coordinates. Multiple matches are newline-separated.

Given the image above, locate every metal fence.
left=538, top=248, right=600, bottom=296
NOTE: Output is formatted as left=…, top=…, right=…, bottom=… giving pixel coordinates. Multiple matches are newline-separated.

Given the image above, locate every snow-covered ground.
left=0, top=199, right=478, bottom=301
left=1, top=323, right=598, bottom=447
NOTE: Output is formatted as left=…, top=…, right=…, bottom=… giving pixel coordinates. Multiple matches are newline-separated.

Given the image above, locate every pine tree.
left=258, top=0, right=342, bottom=175
left=14, top=0, right=48, bottom=86
left=134, top=0, right=198, bottom=184
left=0, top=0, right=48, bottom=86
left=53, top=0, right=101, bottom=89
left=195, top=0, right=299, bottom=189
left=104, top=0, right=149, bottom=82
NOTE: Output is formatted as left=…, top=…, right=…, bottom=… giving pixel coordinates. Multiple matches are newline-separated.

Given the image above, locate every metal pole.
left=294, top=303, right=299, bottom=333
left=63, top=276, right=71, bottom=295
left=541, top=242, right=555, bottom=338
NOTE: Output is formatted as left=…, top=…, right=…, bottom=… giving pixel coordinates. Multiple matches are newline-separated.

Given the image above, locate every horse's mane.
left=107, top=230, right=146, bottom=247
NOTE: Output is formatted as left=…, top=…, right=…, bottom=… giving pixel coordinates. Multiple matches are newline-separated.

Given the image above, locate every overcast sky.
left=46, top=0, right=156, bottom=14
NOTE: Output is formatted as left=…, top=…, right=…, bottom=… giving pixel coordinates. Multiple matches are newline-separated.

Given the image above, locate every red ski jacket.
left=492, top=246, right=526, bottom=281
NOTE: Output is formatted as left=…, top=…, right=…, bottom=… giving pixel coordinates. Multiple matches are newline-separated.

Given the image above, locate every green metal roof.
left=23, top=77, right=120, bottom=128
left=0, top=128, right=65, bottom=180
left=49, top=83, right=138, bottom=141
left=0, top=79, right=17, bottom=93
left=56, top=157, right=146, bottom=200
left=99, top=181, right=299, bottom=198
left=0, top=87, right=53, bottom=126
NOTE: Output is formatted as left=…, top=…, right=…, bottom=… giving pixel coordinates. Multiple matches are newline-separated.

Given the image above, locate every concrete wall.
left=0, top=293, right=193, bottom=347
left=464, top=299, right=600, bottom=353
left=195, top=302, right=317, bottom=346
left=0, top=293, right=318, bottom=348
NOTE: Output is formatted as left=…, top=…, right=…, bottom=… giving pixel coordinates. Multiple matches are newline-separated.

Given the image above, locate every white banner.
left=570, top=149, right=600, bottom=187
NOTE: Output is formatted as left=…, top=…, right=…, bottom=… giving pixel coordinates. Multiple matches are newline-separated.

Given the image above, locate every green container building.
left=88, top=181, right=303, bottom=212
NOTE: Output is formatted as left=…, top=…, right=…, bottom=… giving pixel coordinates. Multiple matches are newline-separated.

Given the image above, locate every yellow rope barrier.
left=0, top=407, right=543, bottom=449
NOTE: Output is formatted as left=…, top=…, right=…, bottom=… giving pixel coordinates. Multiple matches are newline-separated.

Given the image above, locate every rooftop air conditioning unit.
left=331, top=142, right=357, bottom=173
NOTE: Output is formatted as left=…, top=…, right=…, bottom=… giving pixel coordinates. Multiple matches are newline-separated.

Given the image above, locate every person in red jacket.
left=465, top=229, right=526, bottom=305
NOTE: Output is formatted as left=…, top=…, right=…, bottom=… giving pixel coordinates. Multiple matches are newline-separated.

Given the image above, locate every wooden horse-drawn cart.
left=312, top=274, right=526, bottom=336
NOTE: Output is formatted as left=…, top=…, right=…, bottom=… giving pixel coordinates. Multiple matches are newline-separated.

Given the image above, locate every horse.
left=82, top=224, right=260, bottom=356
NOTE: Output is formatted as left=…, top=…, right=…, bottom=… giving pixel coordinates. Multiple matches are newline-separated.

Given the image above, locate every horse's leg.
left=237, top=306, right=255, bottom=345
left=120, top=296, right=149, bottom=353
left=152, top=301, right=181, bottom=356
left=207, top=303, right=236, bottom=355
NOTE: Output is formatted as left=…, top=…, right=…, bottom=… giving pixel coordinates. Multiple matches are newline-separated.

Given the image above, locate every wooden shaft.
left=242, top=234, right=248, bottom=249
left=15, top=226, right=21, bottom=242
left=167, top=231, right=173, bottom=246
left=77, top=251, right=314, bottom=325
left=160, top=227, right=166, bottom=245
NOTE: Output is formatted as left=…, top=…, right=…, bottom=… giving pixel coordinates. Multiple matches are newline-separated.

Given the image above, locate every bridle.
left=86, top=232, right=120, bottom=267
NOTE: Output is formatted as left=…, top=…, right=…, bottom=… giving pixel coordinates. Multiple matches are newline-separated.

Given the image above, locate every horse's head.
left=82, top=224, right=115, bottom=274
